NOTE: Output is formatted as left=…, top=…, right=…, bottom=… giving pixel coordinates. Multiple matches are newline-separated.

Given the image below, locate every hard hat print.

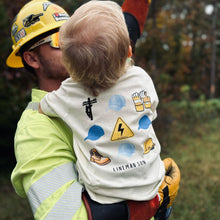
left=84, top=125, right=105, bottom=141
left=107, top=95, right=126, bottom=112
left=138, top=115, right=151, bottom=130
left=118, top=143, right=135, bottom=157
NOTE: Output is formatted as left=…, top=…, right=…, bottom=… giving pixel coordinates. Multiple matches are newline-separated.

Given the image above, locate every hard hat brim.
left=6, top=46, right=23, bottom=68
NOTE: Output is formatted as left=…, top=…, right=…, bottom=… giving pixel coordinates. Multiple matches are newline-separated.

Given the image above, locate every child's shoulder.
left=127, top=65, right=152, bottom=79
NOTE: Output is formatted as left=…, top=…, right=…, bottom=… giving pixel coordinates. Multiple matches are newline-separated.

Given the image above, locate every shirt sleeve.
left=11, top=109, right=87, bottom=220
left=40, top=91, right=61, bottom=117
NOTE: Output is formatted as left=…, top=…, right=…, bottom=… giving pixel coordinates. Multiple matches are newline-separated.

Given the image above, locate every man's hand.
left=155, top=158, right=181, bottom=220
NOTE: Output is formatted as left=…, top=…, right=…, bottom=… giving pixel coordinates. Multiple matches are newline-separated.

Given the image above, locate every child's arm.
left=39, top=93, right=61, bottom=118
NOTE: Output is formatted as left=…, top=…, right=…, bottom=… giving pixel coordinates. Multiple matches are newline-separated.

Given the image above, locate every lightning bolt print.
left=118, top=123, right=124, bottom=136
left=111, top=117, right=134, bottom=141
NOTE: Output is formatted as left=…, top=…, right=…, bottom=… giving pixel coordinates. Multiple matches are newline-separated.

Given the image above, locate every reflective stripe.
left=27, top=162, right=80, bottom=214
left=45, top=181, right=83, bottom=219
left=26, top=102, right=40, bottom=111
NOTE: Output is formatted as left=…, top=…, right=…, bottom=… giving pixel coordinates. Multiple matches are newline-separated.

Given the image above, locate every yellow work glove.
left=155, top=158, right=181, bottom=220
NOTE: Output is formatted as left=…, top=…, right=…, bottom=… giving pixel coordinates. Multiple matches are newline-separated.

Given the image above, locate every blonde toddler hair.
left=59, top=0, right=131, bottom=96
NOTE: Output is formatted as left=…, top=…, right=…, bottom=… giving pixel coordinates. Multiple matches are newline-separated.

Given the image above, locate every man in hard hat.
left=7, top=0, right=180, bottom=219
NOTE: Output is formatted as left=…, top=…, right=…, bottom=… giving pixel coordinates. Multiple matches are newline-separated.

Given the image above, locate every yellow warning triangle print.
left=111, top=117, right=134, bottom=141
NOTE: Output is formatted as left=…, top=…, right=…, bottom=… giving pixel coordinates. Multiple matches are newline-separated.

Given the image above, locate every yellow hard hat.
left=6, top=0, right=69, bottom=68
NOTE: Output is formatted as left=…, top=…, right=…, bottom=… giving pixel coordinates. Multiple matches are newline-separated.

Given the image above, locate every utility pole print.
left=82, top=98, right=97, bottom=120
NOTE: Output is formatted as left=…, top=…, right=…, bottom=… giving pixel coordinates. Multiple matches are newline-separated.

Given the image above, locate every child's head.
left=59, top=0, right=131, bottom=96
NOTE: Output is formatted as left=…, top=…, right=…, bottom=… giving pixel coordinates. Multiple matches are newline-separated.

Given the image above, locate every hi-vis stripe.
left=27, top=162, right=83, bottom=218
left=26, top=102, right=83, bottom=218
left=26, top=102, right=40, bottom=111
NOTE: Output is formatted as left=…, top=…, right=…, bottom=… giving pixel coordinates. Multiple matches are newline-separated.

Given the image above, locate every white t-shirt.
left=40, top=65, right=165, bottom=204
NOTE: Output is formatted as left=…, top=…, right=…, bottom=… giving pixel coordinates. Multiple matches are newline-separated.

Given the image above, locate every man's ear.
left=23, top=51, right=40, bottom=69
left=127, top=45, right=132, bottom=58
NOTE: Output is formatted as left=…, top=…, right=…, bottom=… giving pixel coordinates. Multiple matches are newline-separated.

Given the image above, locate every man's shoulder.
left=19, top=88, right=60, bottom=128
left=16, top=100, right=72, bottom=141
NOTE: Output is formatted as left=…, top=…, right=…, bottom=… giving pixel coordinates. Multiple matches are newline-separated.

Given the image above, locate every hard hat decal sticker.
left=132, top=90, right=151, bottom=112
left=111, top=117, right=134, bottom=141
left=43, top=2, right=52, bottom=11
left=12, top=23, right=18, bottom=36
left=53, top=13, right=69, bottom=22
left=14, top=28, right=26, bottom=43
left=107, top=95, right=126, bottom=111
left=144, top=138, right=155, bottom=154
left=118, top=143, right=135, bottom=157
left=138, top=115, right=151, bottom=130
left=85, top=125, right=104, bottom=141
left=23, top=13, right=43, bottom=27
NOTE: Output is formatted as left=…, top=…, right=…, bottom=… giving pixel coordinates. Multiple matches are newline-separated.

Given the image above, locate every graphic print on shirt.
left=84, top=125, right=104, bottom=141
left=82, top=98, right=97, bottom=120
left=118, top=143, right=135, bottom=157
left=90, top=148, right=111, bottom=166
left=85, top=126, right=110, bottom=166
left=106, top=95, right=126, bottom=111
left=132, top=90, right=151, bottom=112
left=138, top=115, right=152, bottom=130
left=111, top=117, right=134, bottom=141
left=144, top=138, right=155, bottom=154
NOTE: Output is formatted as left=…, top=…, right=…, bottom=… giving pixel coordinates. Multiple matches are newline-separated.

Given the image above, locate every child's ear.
left=127, top=45, right=132, bottom=58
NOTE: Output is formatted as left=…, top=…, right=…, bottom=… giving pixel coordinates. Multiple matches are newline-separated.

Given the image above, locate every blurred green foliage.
left=135, top=0, right=220, bottom=100
left=154, top=98, right=220, bottom=151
